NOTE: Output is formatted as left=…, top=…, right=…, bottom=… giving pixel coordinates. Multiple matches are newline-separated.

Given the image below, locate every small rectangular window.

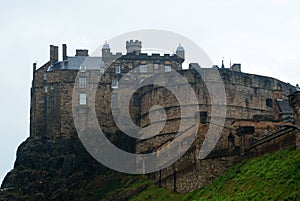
left=266, top=98, right=272, bottom=107
left=115, top=65, right=121, bottom=74
left=79, top=77, right=87, bottom=88
left=133, top=93, right=139, bottom=106
left=80, top=93, right=87, bottom=105
left=165, top=65, right=171, bottom=72
left=140, top=65, right=147, bottom=73
left=200, top=112, right=208, bottom=124
left=49, top=96, right=54, bottom=108
left=80, top=65, right=86, bottom=72
left=112, top=79, right=118, bottom=88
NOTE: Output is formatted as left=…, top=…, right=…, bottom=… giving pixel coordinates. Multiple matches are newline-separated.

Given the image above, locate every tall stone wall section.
left=30, top=62, right=51, bottom=137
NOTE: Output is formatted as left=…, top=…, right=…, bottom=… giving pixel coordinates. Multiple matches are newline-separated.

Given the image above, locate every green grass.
left=184, top=147, right=300, bottom=201
left=81, top=147, right=300, bottom=201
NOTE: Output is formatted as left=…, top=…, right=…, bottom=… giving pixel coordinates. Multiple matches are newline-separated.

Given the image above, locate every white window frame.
left=115, top=65, right=121, bottom=74
left=80, top=93, right=87, bottom=105
left=112, top=79, right=118, bottom=89
left=79, top=77, right=87, bottom=88
left=165, top=65, right=171, bottom=72
left=140, top=65, right=147, bottom=73
left=80, top=65, right=86, bottom=72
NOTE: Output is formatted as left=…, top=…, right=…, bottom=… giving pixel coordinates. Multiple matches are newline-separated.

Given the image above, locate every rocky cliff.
left=0, top=136, right=111, bottom=201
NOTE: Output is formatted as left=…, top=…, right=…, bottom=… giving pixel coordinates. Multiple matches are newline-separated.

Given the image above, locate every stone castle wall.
left=136, top=68, right=292, bottom=154
left=29, top=46, right=298, bottom=194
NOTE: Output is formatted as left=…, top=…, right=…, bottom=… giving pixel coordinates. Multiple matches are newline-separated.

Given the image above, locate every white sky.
left=1, top=0, right=299, bottom=183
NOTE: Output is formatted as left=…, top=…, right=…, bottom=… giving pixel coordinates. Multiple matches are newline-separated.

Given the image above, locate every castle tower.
left=175, top=43, right=185, bottom=60
left=102, top=41, right=111, bottom=58
left=126, top=40, right=142, bottom=54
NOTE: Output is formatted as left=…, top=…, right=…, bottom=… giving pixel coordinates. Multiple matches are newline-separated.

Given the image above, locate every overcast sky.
left=1, top=0, right=299, bottom=183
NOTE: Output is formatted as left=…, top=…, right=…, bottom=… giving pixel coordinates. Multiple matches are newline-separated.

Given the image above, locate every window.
left=80, top=93, right=87, bottom=105
left=112, top=79, right=118, bottom=88
left=49, top=96, right=54, bottom=108
left=44, top=86, right=48, bottom=93
left=115, top=65, right=121, bottom=74
left=266, top=98, right=272, bottom=108
left=43, top=73, right=47, bottom=80
left=140, top=65, right=147, bottom=73
left=200, top=112, right=208, bottom=124
left=165, top=65, right=171, bottom=72
left=80, top=65, right=86, bottom=72
left=79, top=77, right=87, bottom=88
left=133, top=93, right=139, bottom=106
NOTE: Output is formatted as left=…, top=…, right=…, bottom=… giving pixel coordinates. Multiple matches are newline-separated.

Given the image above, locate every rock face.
left=0, top=136, right=108, bottom=201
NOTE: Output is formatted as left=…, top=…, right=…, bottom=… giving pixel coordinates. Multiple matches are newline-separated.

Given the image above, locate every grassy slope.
left=81, top=147, right=300, bottom=201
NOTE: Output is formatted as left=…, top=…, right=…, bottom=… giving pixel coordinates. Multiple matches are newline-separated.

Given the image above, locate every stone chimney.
left=50, top=45, right=59, bottom=65
left=32, top=63, right=37, bottom=83
left=75, top=49, right=89, bottom=56
left=62, top=44, right=67, bottom=61
left=33, top=62, right=36, bottom=72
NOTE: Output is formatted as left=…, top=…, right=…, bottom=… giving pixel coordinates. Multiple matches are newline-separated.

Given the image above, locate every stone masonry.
left=29, top=40, right=299, bottom=193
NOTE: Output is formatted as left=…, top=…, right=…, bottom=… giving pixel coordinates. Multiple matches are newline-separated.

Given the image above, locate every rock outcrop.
left=1, top=136, right=108, bottom=201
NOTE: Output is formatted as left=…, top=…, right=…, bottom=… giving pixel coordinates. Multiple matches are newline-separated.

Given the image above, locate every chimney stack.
left=33, top=62, right=36, bottom=72
left=62, top=44, right=67, bottom=61
left=32, top=63, right=37, bottom=81
left=75, top=49, right=89, bottom=56
left=50, top=45, right=59, bottom=64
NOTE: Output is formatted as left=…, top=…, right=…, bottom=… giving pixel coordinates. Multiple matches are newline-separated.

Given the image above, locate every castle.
left=30, top=40, right=300, bottom=192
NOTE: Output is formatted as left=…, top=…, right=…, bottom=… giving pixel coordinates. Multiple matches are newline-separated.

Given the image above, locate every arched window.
left=266, top=98, right=272, bottom=107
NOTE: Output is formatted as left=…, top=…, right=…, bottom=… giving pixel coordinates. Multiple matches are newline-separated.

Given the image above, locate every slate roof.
left=276, top=99, right=293, bottom=114
left=47, top=56, right=105, bottom=72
